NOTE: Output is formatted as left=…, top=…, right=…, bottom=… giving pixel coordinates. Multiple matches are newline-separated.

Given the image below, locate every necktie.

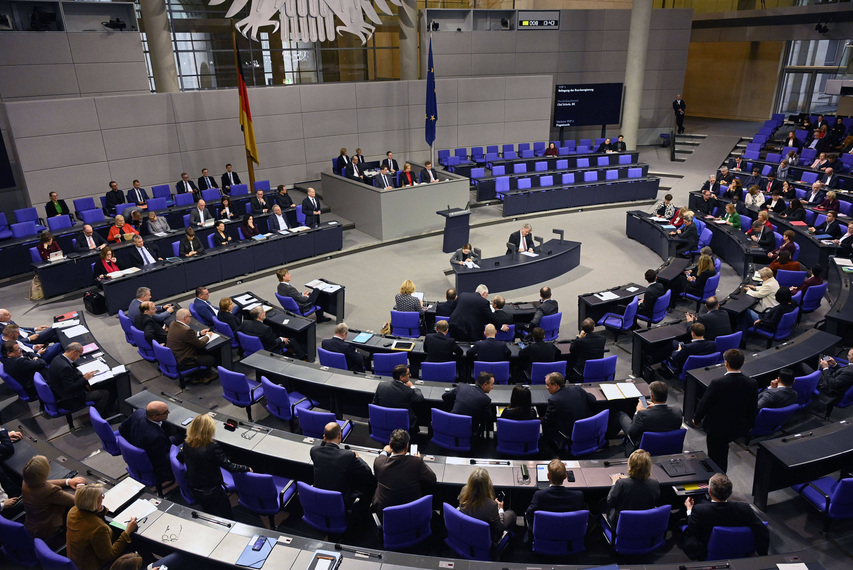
left=312, top=198, right=317, bottom=209
left=521, top=234, right=526, bottom=250
left=429, top=170, right=434, bottom=181
left=140, top=247, right=153, bottom=264
left=185, top=181, right=189, bottom=193
left=229, top=172, right=234, bottom=184
left=87, top=236, right=94, bottom=249
left=199, top=209, right=205, bottom=223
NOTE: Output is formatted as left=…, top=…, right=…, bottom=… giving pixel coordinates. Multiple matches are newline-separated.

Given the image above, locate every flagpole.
left=429, top=31, right=434, bottom=169
left=232, top=23, right=256, bottom=192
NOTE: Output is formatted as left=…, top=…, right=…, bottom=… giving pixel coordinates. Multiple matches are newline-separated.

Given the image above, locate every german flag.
left=233, top=31, right=259, bottom=165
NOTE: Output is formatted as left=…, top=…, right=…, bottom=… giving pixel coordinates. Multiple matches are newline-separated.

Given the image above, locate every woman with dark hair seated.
left=544, top=142, right=559, bottom=156
left=500, top=385, right=536, bottom=420
left=93, top=247, right=120, bottom=281
left=219, top=195, right=237, bottom=220
left=212, top=220, right=232, bottom=247
left=240, top=214, right=260, bottom=239
left=178, top=227, right=204, bottom=257
left=767, top=230, right=796, bottom=262
left=37, top=232, right=62, bottom=261
left=781, top=198, right=806, bottom=221
left=750, top=288, right=796, bottom=335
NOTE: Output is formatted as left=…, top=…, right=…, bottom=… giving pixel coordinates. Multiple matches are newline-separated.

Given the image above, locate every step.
left=675, top=133, right=707, bottom=140
left=675, top=149, right=694, bottom=155
left=676, top=140, right=702, bottom=147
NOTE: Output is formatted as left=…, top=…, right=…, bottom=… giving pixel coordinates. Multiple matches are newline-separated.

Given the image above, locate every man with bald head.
left=309, top=422, right=375, bottom=514
left=467, top=324, right=511, bottom=362
left=46, top=342, right=111, bottom=416
left=120, top=400, right=180, bottom=487
left=302, top=187, right=321, bottom=227
left=189, top=199, right=213, bottom=227
left=74, top=224, right=107, bottom=252
left=166, top=308, right=216, bottom=383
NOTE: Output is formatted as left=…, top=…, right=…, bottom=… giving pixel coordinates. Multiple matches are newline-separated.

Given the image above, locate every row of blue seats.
left=468, top=153, right=637, bottom=180
left=494, top=168, right=646, bottom=198
left=440, top=141, right=614, bottom=167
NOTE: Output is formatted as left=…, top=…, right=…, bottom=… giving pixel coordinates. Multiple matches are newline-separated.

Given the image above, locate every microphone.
left=334, top=544, right=381, bottom=558
left=191, top=511, right=232, bottom=527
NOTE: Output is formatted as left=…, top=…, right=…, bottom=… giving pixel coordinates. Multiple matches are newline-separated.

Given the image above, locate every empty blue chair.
left=373, top=351, right=407, bottom=377
left=298, top=481, right=347, bottom=534
left=438, top=149, right=451, bottom=165
left=766, top=152, right=782, bottom=163
left=80, top=209, right=105, bottom=224
left=368, top=404, right=410, bottom=444
left=605, top=169, right=619, bottom=181
left=571, top=410, right=609, bottom=456
left=390, top=310, right=420, bottom=338
left=14, top=207, right=46, bottom=232
left=747, top=403, right=798, bottom=442
left=678, top=352, right=722, bottom=382
left=211, top=316, right=239, bottom=349
left=236, top=332, right=265, bottom=357
left=797, top=282, right=827, bottom=315
left=146, top=197, right=167, bottom=210
left=491, top=165, right=505, bottom=176
left=0, top=213, right=12, bottom=240
left=792, top=370, right=820, bottom=409
left=11, top=221, right=37, bottom=239
left=532, top=510, right=589, bottom=556
left=533, top=142, right=546, bottom=156
left=0, top=516, right=39, bottom=567
left=47, top=214, right=72, bottom=232
left=540, top=312, right=562, bottom=341
left=471, top=147, right=484, bottom=161
left=636, top=429, right=686, bottom=456
left=619, top=154, right=632, bottom=164
left=254, top=180, right=271, bottom=191
left=318, top=347, right=349, bottom=371
left=556, top=159, right=568, bottom=169
left=533, top=161, right=547, bottom=172
left=558, top=146, right=571, bottom=155
left=28, top=247, right=40, bottom=264
left=233, top=471, right=296, bottom=529
left=635, top=290, right=671, bottom=328
left=443, top=502, right=509, bottom=560
left=577, top=146, right=591, bottom=153
left=495, top=176, right=510, bottom=198
left=90, top=406, right=120, bottom=455
left=597, top=156, right=609, bottom=167
left=601, top=505, right=670, bottom=555
left=577, top=158, right=590, bottom=168
left=562, top=172, right=575, bottom=185
left=219, top=366, right=264, bottom=422
left=470, top=167, right=485, bottom=180
left=202, top=188, right=220, bottom=202
left=171, top=241, right=180, bottom=257
left=580, top=138, right=592, bottom=147
left=494, top=324, right=515, bottom=342
left=793, top=475, right=853, bottom=531
left=296, top=407, right=352, bottom=440
left=431, top=409, right=472, bottom=452
left=748, top=307, right=799, bottom=347
left=597, top=297, right=638, bottom=341
left=152, top=340, right=203, bottom=389
left=73, top=197, right=96, bottom=216
left=513, top=163, right=527, bottom=174
left=473, top=361, right=510, bottom=384
left=175, top=192, right=194, bottom=207
left=261, top=376, right=314, bottom=427
left=714, top=331, right=741, bottom=361
left=382, top=495, right=433, bottom=550
left=496, top=419, right=540, bottom=456
left=530, top=360, right=567, bottom=385
left=682, top=273, right=720, bottom=312
left=117, top=309, right=136, bottom=345
left=0, top=362, right=37, bottom=401
left=152, top=184, right=173, bottom=204
left=518, top=178, right=532, bottom=190
left=231, top=183, right=249, bottom=196
left=776, top=270, right=807, bottom=288
left=582, top=355, right=617, bottom=383
left=422, top=361, right=457, bottom=382
left=706, top=525, right=767, bottom=560
left=117, top=435, right=161, bottom=493
left=34, top=537, right=76, bottom=570
left=34, top=372, right=93, bottom=431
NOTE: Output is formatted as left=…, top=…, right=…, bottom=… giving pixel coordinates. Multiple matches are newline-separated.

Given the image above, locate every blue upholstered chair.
left=581, top=355, right=617, bottom=383
left=570, top=410, right=609, bottom=457
left=431, top=409, right=472, bottom=452
left=600, top=505, right=670, bottom=555
left=531, top=510, right=589, bottom=556
left=495, top=419, right=540, bottom=456
left=219, top=366, right=264, bottom=421
left=382, top=495, right=433, bottom=550
left=298, top=481, right=348, bottom=534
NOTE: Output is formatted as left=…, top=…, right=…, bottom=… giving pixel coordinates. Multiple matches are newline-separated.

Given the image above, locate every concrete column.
left=399, top=0, right=418, bottom=80
left=140, top=0, right=179, bottom=93
left=621, top=0, right=653, bottom=150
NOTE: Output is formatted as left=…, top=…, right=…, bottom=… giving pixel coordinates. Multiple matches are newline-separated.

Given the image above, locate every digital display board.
left=553, top=83, right=623, bottom=128
left=518, top=11, right=560, bottom=30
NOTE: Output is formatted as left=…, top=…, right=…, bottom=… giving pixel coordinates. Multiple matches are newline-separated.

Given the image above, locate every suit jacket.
left=606, top=477, right=660, bottom=527
left=757, top=386, right=798, bottom=409
left=192, top=298, right=217, bottom=327
left=217, top=309, right=242, bottom=334
left=816, top=219, right=843, bottom=238
left=22, top=480, right=76, bottom=540
left=176, top=179, right=199, bottom=196
left=321, top=336, right=365, bottom=372
left=467, top=338, right=511, bottom=362
left=189, top=207, right=213, bottom=226
left=623, top=404, right=683, bottom=444
left=221, top=170, right=242, bottom=190
left=530, top=299, right=559, bottom=328
left=450, top=247, right=481, bottom=265
left=695, top=309, right=732, bottom=340
left=372, top=379, right=424, bottom=430
left=354, top=153, right=365, bottom=165
left=74, top=231, right=107, bottom=252
left=347, top=162, right=365, bottom=181
left=126, top=243, right=160, bottom=268
left=639, top=282, right=667, bottom=317
left=755, top=302, right=796, bottom=333
left=694, top=372, right=758, bottom=437
left=567, top=332, right=606, bottom=371
left=398, top=171, right=415, bottom=187
left=542, top=385, right=596, bottom=444
left=277, top=282, right=312, bottom=311
left=119, top=408, right=174, bottom=484
left=239, top=319, right=283, bottom=353
left=381, top=158, right=399, bottom=171
left=755, top=227, right=775, bottom=252
left=268, top=213, right=290, bottom=231
left=166, top=321, right=209, bottom=365
left=449, top=292, right=495, bottom=342
left=274, top=192, right=294, bottom=210
left=310, top=442, right=376, bottom=505
left=373, top=453, right=436, bottom=512
left=179, top=236, right=204, bottom=257
left=177, top=442, right=248, bottom=491
left=128, top=298, right=169, bottom=324
left=65, top=506, right=133, bottom=570
left=525, top=486, right=585, bottom=524
left=519, top=340, right=561, bottom=371
left=3, top=354, right=45, bottom=398
left=677, top=223, right=699, bottom=252
left=821, top=173, right=839, bottom=188
left=493, top=309, right=513, bottom=326
left=434, top=299, right=457, bottom=318
left=685, top=501, right=769, bottom=560
left=197, top=175, right=218, bottom=190
left=419, top=168, right=439, bottom=183
left=506, top=230, right=538, bottom=254
left=302, top=196, right=321, bottom=227
left=442, top=383, right=492, bottom=434
left=250, top=196, right=270, bottom=215
left=612, top=141, right=627, bottom=152
left=46, top=355, right=90, bottom=410
left=104, top=190, right=126, bottom=213
left=44, top=199, right=70, bottom=218
left=138, top=313, right=167, bottom=345
left=336, top=155, right=349, bottom=173
left=818, top=364, right=853, bottom=405
left=423, top=332, right=463, bottom=362
left=694, top=198, right=716, bottom=216
left=125, top=187, right=149, bottom=205
left=670, top=339, right=717, bottom=372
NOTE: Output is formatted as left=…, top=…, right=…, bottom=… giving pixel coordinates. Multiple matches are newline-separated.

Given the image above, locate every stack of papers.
left=835, top=258, right=853, bottom=267
left=520, top=251, right=539, bottom=258
left=600, top=383, right=644, bottom=400
left=110, top=498, right=157, bottom=530
left=233, top=294, right=256, bottom=305
left=594, top=291, right=619, bottom=301
left=319, top=283, right=341, bottom=292
left=81, top=342, right=99, bottom=354
left=103, top=478, right=146, bottom=513
left=462, top=261, right=480, bottom=269
left=63, top=324, right=89, bottom=338
left=305, top=279, right=324, bottom=288
left=649, top=216, right=669, bottom=223
left=111, top=267, right=141, bottom=278
left=53, top=319, right=80, bottom=329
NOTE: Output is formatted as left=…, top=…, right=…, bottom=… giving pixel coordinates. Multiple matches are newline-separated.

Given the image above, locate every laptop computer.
left=48, top=251, right=65, bottom=262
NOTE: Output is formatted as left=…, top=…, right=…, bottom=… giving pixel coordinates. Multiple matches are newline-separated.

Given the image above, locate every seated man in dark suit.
left=46, top=342, right=110, bottom=416
left=685, top=296, right=731, bottom=341
left=467, top=324, right=510, bottom=362
left=694, top=189, right=717, bottom=216
left=381, top=151, right=398, bottom=172
left=749, top=220, right=775, bottom=253
left=671, top=213, right=698, bottom=257
left=372, top=429, right=436, bottom=514
left=104, top=181, right=126, bottom=214
left=524, top=458, right=585, bottom=529
left=442, top=371, right=495, bottom=436
left=419, top=160, right=440, bottom=183
left=541, top=372, right=595, bottom=452
left=176, top=172, right=199, bottom=199
left=519, top=327, right=561, bottom=374
left=617, top=381, right=682, bottom=450
left=239, top=306, right=306, bottom=360
left=683, top=474, right=769, bottom=561
left=758, top=368, right=798, bottom=409
left=189, top=199, right=214, bottom=227
left=275, top=267, right=329, bottom=322
left=375, top=164, right=394, bottom=188
left=44, top=191, right=70, bottom=219
left=127, top=235, right=162, bottom=268
left=197, top=168, right=218, bottom=191
left=250, top=189, right=270, bottom=215
left=566, top=318, right=606, bottom=374
left=311, top=422, right=376, bottom=514
left=126, top=180, right=149, bottom=206
left=347, top=156, right=368, bottom=183
left=522, top=286, right=558, bottom=335
left=74, top=225, right=108, bottom=253
left=273, top=184, right=294, bottom=211
left=665, top=323, right=716, bottom=376
left=221, top=163, right=241, bottom=193
left=320, top=323, right=365, bottom=372
left=811, top=210, right=843, bottom=238
left=638, top=269, right=667, bottom=318
left=423, top=320, right=463, bottom=363
left=191, top=286, right=217, bottom=327
left=435, top=288, right=457, bottom=317
left=136, top=302, right=168, bottom=345
left=372, top=365, right=424, bottom=434
left=119, top=400, right=178, bottom=487
left=491, top=295, right=513, bottom=327
left=611, top=135, right=627, bottom=152
left=817, top=347, right=853, bottom=411
left=506, top=223, right=537, bottom=254
left=1, top=340, right=45, bottom=399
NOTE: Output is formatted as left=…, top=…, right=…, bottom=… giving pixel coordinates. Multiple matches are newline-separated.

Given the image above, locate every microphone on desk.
left=335, top=543, right=382, bottom=558
left=678, top=564, right=731, bottom=570
left=160, top=391, right=183, bottom=404
left=782, top=432, right=813, bottom=443
left=191, top=511, right=232, bottom=527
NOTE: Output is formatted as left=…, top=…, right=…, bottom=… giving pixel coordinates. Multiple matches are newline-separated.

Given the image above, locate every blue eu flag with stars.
left=425, top=38, right=437, bottom=147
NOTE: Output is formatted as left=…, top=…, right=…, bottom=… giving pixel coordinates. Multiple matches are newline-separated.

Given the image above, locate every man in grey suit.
left=188, top=199, right=213, bottom=227
left=617, top=381, right=683, bottom=450
left=275, top=268, right=329, bottom=322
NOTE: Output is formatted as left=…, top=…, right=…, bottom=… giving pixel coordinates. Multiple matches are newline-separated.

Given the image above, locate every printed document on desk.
left=62, top=324, right=89, bottom=338
left=103, top=477, right=146, bottom=513
left=110, top=498, right=157, bottom=530
left=521, top=251, right=539, bottom=258
left=594, top=291, right=620, bottom=301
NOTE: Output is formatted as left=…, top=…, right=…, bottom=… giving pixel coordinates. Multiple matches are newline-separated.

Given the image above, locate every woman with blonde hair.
left=177, top=414, right=250, bottom=518
left=22, top=455, right=86, bottom=539
left=394, top=279, right=425, bottom=314
left=458, top=467, right=516, bottom=545
left=66, top=484, right=136, bottom=570
left=604, top=449, right=659, bottom=527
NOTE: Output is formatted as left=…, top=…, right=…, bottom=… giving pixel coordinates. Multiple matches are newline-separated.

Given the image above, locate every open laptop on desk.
left=48, top=251, right=66, bottom=262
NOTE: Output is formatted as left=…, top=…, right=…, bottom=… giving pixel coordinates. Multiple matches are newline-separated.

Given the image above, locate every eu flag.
left=425, top=38, right=437, bottom=147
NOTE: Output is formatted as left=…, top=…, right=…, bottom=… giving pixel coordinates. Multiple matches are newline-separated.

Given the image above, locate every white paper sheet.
left=617, top=383, right=642, bottom=398
left=110, top=498, right=157, bottom=530
left=776, top=564, right=808, bottom=570
left=520, top=251, right=539, bottom=258
left=305, top=279, right=324, bottom=288
left=52, top=319, right=80, bottom=329
left=600, top=384, right=624, bottom=400
left=233, top=294, right=255, bottom=305
left=62, top=324, right=89, bottom=338
left=595, top=291, right=620, bottom=301
left=103, top=477, right=146, bottom=513
left=625, top=287, right=639, bottom=293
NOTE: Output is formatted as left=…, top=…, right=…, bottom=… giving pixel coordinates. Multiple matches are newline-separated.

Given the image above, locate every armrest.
left=279, top=479, right=296, bottom=508
left=290, top=396, right=310, bottom=416
left=250, top=383, right=263, bottom=401
left=372, top=512, right=382, bottom=530
left=803, top=481, right=832, bottom=514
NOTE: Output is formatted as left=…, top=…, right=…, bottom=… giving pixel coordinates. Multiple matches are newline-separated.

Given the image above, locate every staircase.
left=672, top=133, right=706, bottom=162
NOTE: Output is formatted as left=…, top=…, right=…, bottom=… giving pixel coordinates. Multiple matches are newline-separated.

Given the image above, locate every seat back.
left=169, top=445, right=196, bottom=505
left=562, top=172, right=575, bottom=185
left=431, top=408, right=472, bottom=452
left=298, top=481, right=347, bottom=533
left=261, top=376, right=295, bottom=421
left=647, top=289, right=671, bottom=323
left=34, top=537, right=77, bottom=570
left=517, top=178, right=531, bottom=190
left=801, top=282, right=827, bottom=313
left=201, top=188, right=220, bottom=202
left=368, top=404, right=410, bottom=444
left=793, top=370, right=820, bottom=407
left=494, top=324, right=515, bottom=342
left=373, top=351, right=407, bottom=377
left=28, top=247, right=40, bottom=264
left=47, top=214, right=72, bottom=232
left=233, top=471, right=282, bottom=516
left=73, top=197, right=96, bottom=214
left=637, top=428, right=686, bottom=456
left=611, top=505, right=670, bottom=554
left=236, top=332, right=265, bottom=356
left=680, top=352, right=722, bottom=381
left=0, top=362, right=36, bottom=401
left=773, top=308, right=799, bottom=340
left=701, top=273, right=720, bottom=300
left=152, top=340, right=180, bottom=378
left=34, top=372, right=64, bottom=417
left=152, top=184, right=172, bottom=201
left=146, top=197, right=167, bottom=210
left=582, top=355, right=617, bottom=383
left=443, top=503, right=493, bottom=560
left=750, top=403, right=798, bottom=437
left=90, top=406, right=120, bottom=455
left=211, top=316, right=239, bottom=348
left=776, top=270, right=807, bottom=289
left=390, top=310, right=420, bottom=338
left=80, top=209, right=105, bottom=224
left=491, top=165, right=505, bottom=176
left=175, top=192, right=195, bottom=206
left=14, top=207, right=39, bottom=224
left=827, top=478, right=853, bottom=519
left=296, top=407, right=335, bottom=438
left=473, top=361, right=510, bottom=384
left=532, top=510, right=588, bottom=556
left=220, top=367, right=254, bottom=406
left=421, top=361, right=457, bottom=382
left=171, top=241, right=180, bottom=257
left=231, top=184, right=249, bottom=196
left=571, top=409, right=609, bottom=456
left=117, top=435, right=157, bottom=486
left=495, top=418, right=540, bottom=456
left=540, top=312, right=562, bottom=341
left=383, top=495, right=433, bottom=550
left=530, top=360, right=567, bottom=385
left=12, top=221, right=37, bottom=238
left=534, top=161, right=547, bottom=172
left=0, top=516, right=38, bottom=567
left=318, top=347, right=349, bottom=371
left=706, top=526, right=761, bottom=560
left=254, top=181, right=271, bottom=192
left=117, top=309, right=136, bottom=345
left=539, top=175, right=553, bottom=187
left=714, top=332, right=742, bottom=359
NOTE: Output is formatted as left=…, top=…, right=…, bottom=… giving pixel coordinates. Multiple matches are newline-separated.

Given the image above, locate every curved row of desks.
left=502, top=177, right=660, bottom=216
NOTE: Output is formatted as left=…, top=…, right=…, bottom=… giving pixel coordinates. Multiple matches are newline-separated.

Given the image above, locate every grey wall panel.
left=15, top=131, right=106, bottom=173
left=506, top=75, right=552, bottom=100
left=434, top=79, right=459, bottom=103
left=514, top=52, right=557, bottom=75
left=356, top=81, right=409, bottom=109
left=458, top=77, right=506, bottom=102
left=471, top=54, right=516, bottom=77
left=434, top=125, right=458, bottom=149
left=355, top=130, right=409, bottom=158
left=0, top=65, right=81, bottom=99
left=175, top=118, right=243, bottom=151
left=26, top=162, right=112, bottom=201
left=302, top=109, right=357, bottom=138
left=299, top=83, right=356, bottom=113
left=75, top=62, right=150, bottom=94
left=472, top=31, right=516, bottom=54
left=402, top=129, right=432, bottom=156
left=434, top=54, right=472, bottom=77
left=252, top=113, right=305, bottom=143
left=357, top=106, right=410, bottom=133
left=599, top=51, right=629, bottom=72
left=108, top=155, right=184, bottom=190
left=458, top=123, right=504, bottom=148
left=102, top=124, right=180, bottom=161
left=432, top=33, right=472, bottom=55
left=5, top=98, right=98, bottom=137
left=505, top=98, right=551, bottom=123
left=244, top=84, right=302, bottom=115
left=457, top=101, right=505, bottom=126
left=95, top=94, right=174, bottom=129
left=0, top=34, right=73, bottom=66
left=408, top=101, right=457, bottom=129
left=504, top=121, right=550, bottom=145
left=256, top=164, right=309, bottom=186
left=303, top=134, right=360, bottom=163
left=171, top=90, right=235, bottom=123
left=649, top=29, right=692, bottom=50
left=514, top=31, right=560, bottom=53
left=67, top=33, right=146, bottom=64
left=180, top=146, right=245, bottom=180
left=253, top=139, right=308, bottom=168
left=603, top=9, right=632, bottom=30
left=554, top=54, right=586, bottom=74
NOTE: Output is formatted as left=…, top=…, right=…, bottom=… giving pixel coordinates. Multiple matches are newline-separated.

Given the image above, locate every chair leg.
left=268, top=514, right=276, bottom=530
left=246, top=405, right=253, bottom=423
left=65, top=413, right=75, bottom=431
